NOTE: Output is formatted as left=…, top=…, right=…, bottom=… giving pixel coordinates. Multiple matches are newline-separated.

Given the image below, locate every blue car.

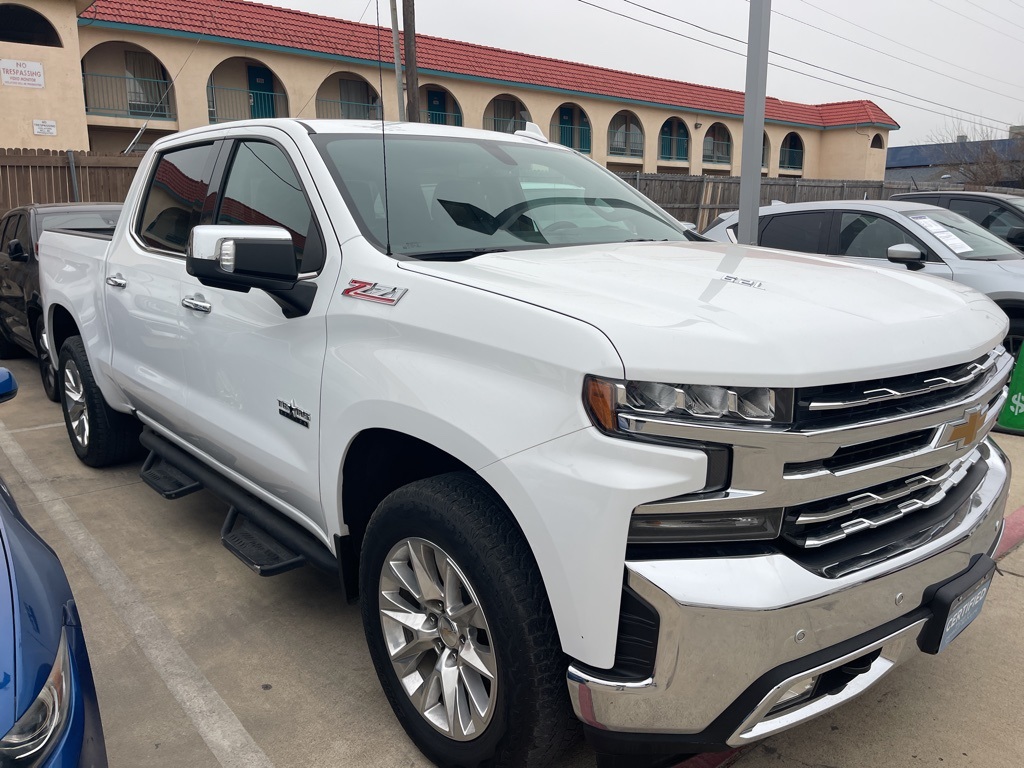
left=0, top=368, right=106, bottom=766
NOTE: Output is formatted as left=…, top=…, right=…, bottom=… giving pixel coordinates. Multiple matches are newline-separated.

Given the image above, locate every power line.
left=963, top=0, right=1024, bottom=32
left=927, top=0, right=1024, bottom=43
left=798, top=0, right=1024, bottom=93
left=577, top=0, right=1008, bottom=133
left=623, top=0, right=1014, bottom=125
left=767, top=2, right=1024, bottom=101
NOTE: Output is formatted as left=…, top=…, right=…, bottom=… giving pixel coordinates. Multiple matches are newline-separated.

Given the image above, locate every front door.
left=247, top=65, right=276, bottom=119
left=180, top=137, right=332, bottom=533
left=427, top=89, right=446, bottom=124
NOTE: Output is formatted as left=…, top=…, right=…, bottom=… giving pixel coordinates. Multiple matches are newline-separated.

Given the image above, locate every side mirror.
left=1005, top=226, right=1024, bottom=247
left=0, top=368, right=18, bottom=404
left=186, top=225, right=316, bottom=318
left=7, top=239, right=28, bottom=262
left=887, top=243, right=926, bottom=270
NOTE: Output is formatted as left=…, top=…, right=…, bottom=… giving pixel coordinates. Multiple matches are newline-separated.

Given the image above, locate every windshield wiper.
left=410, top=247, right=509, bottom=261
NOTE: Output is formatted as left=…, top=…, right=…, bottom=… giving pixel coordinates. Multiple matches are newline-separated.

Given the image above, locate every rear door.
left=827, top=209, right=954, bottom=279
left=179, top=132, right=337, bottom=534
left=106, top=141, right=220, bottom=432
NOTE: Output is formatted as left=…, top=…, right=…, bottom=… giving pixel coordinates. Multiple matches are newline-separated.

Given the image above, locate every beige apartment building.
left=1, top=0, right=898, bottom=180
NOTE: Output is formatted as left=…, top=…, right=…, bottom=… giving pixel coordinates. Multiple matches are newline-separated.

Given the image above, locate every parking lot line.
left=0, top=420, right=276, bottom=768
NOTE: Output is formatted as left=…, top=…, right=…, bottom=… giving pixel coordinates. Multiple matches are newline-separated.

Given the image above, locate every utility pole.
left=389, top=0, right=406, bottom=121
left=403, top=0, right=420, bottom=122
left=737, top=0, right=771, bottom=245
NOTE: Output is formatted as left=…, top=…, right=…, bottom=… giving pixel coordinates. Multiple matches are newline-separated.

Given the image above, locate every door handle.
left=181, top=296, right=212, bottom=313
left=105, top=275, right=127, bottom=289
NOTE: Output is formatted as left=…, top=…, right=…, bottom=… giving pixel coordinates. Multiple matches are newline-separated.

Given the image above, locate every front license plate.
left=919, top=555, right=996, bottom=655
left=937, top=574, right=992, bottom=653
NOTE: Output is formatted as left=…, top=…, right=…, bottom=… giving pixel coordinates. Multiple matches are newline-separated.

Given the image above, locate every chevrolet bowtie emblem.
left=939, top=405, right=986, bottom=450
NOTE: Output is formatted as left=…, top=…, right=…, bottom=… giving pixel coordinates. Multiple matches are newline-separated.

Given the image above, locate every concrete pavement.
left=0, top=354, right=1021, bottom=768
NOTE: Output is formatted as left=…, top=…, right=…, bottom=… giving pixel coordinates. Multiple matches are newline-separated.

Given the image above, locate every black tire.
left=34, top=316, right=59, bottom=402
left=0, top=325, right=23, bottom=359
left=57, top=336, right=142, bottom=467
left=1004, top=318, right=1024, bottom=363
left=360, top=472, right=578, bottom=768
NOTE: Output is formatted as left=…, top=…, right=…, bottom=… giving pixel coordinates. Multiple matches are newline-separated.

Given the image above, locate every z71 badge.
left=721, top=274, right=764, bottom=290
left=343, top=279, right=408, bottom=305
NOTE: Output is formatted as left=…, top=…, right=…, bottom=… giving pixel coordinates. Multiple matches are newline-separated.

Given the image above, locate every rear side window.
left=137, top=143, right=216, bottom=253
left=759, top=212, right=828, bottom=253
left=216, top=141, right=323, bottom=271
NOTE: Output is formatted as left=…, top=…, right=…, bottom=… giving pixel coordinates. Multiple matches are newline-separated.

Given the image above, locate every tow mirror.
left=1005, top=226, right=1024, bottom=247
left=7, top=239, right=28, bottom=262
left=186, top=225, right=316, bottom=317
left=887, top=243, right=926, bottom=270
left=0, top=368, right=17, bottom=404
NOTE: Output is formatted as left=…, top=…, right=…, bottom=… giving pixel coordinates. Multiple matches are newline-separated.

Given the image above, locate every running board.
left=140, top=452, right=204, bottom=499
left=221, top=507, right=305, bottom=576
left=138, top=427, right=337, bottom=575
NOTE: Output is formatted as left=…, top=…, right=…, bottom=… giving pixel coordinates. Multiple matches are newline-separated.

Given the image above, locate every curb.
left=995, top=504, right=1024, bottom=560
left=675, top=505, right=1024, bottom=768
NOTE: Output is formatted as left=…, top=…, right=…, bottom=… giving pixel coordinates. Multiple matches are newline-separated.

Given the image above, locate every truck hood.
left=399, top=241, right=1007, bottom=385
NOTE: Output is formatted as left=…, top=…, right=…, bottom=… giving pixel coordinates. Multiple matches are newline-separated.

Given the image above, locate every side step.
left=221, top=507, right=305, bottom=577
left=140, top=452, right=204, bottom=499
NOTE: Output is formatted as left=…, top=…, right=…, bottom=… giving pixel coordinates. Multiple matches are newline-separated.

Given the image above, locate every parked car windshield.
left=902, top=208, right=1021, bottom=261
left=314, top=134, right=686, bottom=259
left=1004, top=197, right=1024, bottom=216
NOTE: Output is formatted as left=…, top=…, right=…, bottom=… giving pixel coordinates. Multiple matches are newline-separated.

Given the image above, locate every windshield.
left=1005, top=197, right=1024, bottom=216
left=313, top=134, right=686, bottom=259
left=903, top=208, right=1021, bottom=260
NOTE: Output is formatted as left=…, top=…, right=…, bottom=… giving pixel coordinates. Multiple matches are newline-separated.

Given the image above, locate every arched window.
left=780, top=132, right=804, bottom=170
left=608, top=111, right=644, bottom=158
left=0, top=4, right=62, bottom=46
left=762, top=132, right=770, bottom=168
left=485, top=95, right=530, bottom=133
left=659, top=118, right=689, bottom=161
left=315, top=73, right=381, bottom=119
left=871, top=133, right=885, bottom=149
left=702, top=123, right=732, bottom=164
left=420, top=85, right=463, bottom=126
left=207, top=58, right=288, bottom=123
left=551, top=104, right=591, bottom=153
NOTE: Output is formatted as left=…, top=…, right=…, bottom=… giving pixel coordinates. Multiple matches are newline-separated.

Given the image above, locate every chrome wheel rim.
left=379, top=537, right=497, bottom=741
left=63, top=360, right=89, bottom=448
left=37, top=326, right=55, bottom=395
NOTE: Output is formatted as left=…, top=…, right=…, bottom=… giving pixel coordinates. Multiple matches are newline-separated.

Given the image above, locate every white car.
left=703, top=200, right=1024, bottom=356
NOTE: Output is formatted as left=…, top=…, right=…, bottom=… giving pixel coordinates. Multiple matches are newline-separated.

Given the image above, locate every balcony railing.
left=659, top=137, right=689, bottom=161
left=485, top=116, right=527, bottom=134
left=82, top=73, right=176, bottom=120
left=315, top=98, right=382, bottom=120
left=207, top=85, right=287, bottom=123
left=421, top=110, right=463, bottom=126
left=550, top=124, right=592, bottom=154
left=703, top=140, right=732, bottom=164
left=780, top=147, right=804, bottom=170
left=608, top=129, right=644, bottom=158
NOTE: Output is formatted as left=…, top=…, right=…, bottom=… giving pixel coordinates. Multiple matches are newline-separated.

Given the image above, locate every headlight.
left=584, top=375, right=794, bottom=429
left=0, top=628, right=72, bottom=766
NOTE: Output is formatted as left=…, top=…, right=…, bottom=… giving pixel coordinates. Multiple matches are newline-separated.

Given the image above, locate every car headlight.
left=0, top=628, right=72, bottom=766
left=584, top=375, right=794, bottom=430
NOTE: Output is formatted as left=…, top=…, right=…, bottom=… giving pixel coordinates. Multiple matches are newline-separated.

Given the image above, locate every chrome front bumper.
left=568, top=439, right=1008, bottom=751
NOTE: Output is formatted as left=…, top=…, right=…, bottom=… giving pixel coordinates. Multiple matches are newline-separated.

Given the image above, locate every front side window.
left=216, top=141, right=318, bottom=268
left=759, top=212, right=828, bottom=254
left=314, top=134, right=685, bottom=259
left=0, top=215, right=14, bottom=253
left=837, top=212, right=926, bottom=259
left=137, top=143, right=216, bottom=253
left=949, top=199, right=1024, bottom=240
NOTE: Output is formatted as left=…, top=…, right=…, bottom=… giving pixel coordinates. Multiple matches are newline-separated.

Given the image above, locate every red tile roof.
left=80, top=0, right=899, bottom=129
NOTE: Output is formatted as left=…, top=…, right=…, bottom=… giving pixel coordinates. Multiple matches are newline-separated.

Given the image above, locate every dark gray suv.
left=891, top=191, right=1024, bottom=252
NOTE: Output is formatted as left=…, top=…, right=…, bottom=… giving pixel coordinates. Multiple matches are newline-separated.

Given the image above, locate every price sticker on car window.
left=908, top=215, right=973, bottom=254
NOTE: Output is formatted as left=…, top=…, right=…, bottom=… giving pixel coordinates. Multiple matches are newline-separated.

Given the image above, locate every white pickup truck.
left=39, top=119, right=1012, bottom=768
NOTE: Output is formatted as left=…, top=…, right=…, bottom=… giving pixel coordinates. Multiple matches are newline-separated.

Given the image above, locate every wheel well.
left=341, top=429, right=472, bottom=555
left=49, top=305, right=80, bottom=356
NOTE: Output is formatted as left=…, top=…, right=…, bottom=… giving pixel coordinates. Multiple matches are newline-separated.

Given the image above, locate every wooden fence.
left=617, top=173, right=1023, bottom=231
left=0, top=148, right=141, bottom=211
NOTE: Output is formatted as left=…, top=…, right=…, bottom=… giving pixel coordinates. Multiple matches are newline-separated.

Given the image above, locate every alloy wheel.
left=63, top=360, right=89, bottom=448
left=378, top=537, right=498, bottom=741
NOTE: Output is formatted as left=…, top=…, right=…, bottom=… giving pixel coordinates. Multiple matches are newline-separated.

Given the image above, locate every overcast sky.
left=261, top=0, right=1024, bottom=147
